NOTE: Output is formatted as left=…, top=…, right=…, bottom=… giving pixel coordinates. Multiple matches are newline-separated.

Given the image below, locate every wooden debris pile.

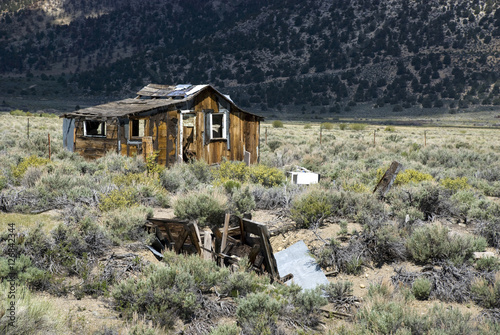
left=145, top=214, right=282, bottom=281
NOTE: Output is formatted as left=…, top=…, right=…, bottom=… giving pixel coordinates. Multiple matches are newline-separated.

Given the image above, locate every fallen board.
left=274, top=240, right=329, bottom=290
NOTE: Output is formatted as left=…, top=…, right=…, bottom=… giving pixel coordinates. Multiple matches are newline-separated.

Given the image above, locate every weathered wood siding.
left=74, top=119, right=118, bottom=160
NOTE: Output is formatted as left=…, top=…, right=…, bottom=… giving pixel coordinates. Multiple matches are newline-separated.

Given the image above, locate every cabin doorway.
left=180, top=113, right=197, bottom=162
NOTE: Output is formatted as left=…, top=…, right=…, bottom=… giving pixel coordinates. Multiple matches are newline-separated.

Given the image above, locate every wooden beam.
left=203, top=231, right=213, bottom=260
left=258, top=224, right=279, bottom=280
left=373, top=161, right=403, bottom=197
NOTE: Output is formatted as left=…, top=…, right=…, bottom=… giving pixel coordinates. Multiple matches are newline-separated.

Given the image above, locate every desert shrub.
left=99, top=186, right=140, bottom=212
left=267, top=140, right=282, bottom=152
left=303, top=123, right=312, bottom=129
left=21, top=166, right=43, bottom=188
left=338, top=123, right=348, bottom=130
left=11, top=155, right=50, bottom=180
left=321, top=122, right=333, bottom=130
left=384, top=126, right=396, bottom=132
left=10, top=109, right=27, bottom=116
left=212, top=160, right=249, bottom=185
left=209, top=324, right=241, bottom=335
left=113, top=253, right=233, bottom=328
left=412, top=277, right=432, bottom=300
left=251, top=184, right=301, bottom=210
left=228, top=186, right=256, bottom=217
left=249, top=164, right=285, bottom=187
left=102, top=206, right=152, bottom=242
left=349, top=123, right=367, bottom=131
left=96, top=152, right=146, bottom=174
left=236, top=292, right=282, bottom=334
left=342, top=181, right=369, bottom=193
left=272, top=120, right=284, bottom=128
left=219, top=261, right=267, bottom=297
left=471, top=277, right=500, bottom=309
left=0, top=175, right=6, bottom=190
left=160, top=161, right=211, bottom=193
left=223, top=179, right=241, bottom=193
left=174, top=189, right=227, bottom=227
left=441, top=176, right=470, bottom=191
left=317, top=239, right=367, bottom=275
left=406, top=224, right=487, bottom=264
left=290, top=189, right=333, bottom=228
left=394, top=169, right=434, bottom=186
left=475, top=257, right=500, bottom=272
left=0, top=255, right=52, bottom=291
left=0, top=283, right=69, bottom=335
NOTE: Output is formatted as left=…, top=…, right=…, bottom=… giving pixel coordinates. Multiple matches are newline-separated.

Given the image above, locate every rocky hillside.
left=1, top=0, right=500, bottom=115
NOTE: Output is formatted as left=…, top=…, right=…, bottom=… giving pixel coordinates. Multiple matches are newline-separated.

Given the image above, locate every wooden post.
left=221, top=213, right=230, bottom=253
left=373, top=161, right=403, bottom=197
left=265, top=127, right=268, bottom=146
left=142, top=136, right=153, bottom=160
left=424, top=130, right=427, bottom=147
left=203, top=231, right=213, bottom=260
left=27, top=118, right=29, bottom=140
left=48, top=133, right=51, bottom=160
left=320, top=125, right=322, bottom=145
left=373, top=129, right=376, bottom=145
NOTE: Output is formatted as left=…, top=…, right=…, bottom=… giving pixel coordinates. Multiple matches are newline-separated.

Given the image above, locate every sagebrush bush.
left=229, top=186, right=256, bottom=217
left=209, top=323, right=241, bottom=335
left=321, top=122, right=333, bottom=130
left=412, top=277, right=432, bottom=300
left=102, top=206, right=152, bottom=242
left=406, top=224, right=487, bottom=264
left=272, top=120, right=284, bottom=128
left=394, top=168, right=434, bottom=186
left=471, top=277, right=500, bottom=309
left=174, top=189, right=227, bottom=227
left=349, top=123, right=367, bottom=131
left=290, top=189, right=333, bottom=228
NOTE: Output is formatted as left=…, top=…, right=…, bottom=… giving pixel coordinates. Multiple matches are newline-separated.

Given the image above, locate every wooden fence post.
left=265, top=127, right=268, bottom=146
left=320, top=125, right=322, bottom=145
left=373, top=129, right=376, bottom=145
left=27, top=118, right=29, bottom=140
left=48, top=133, right=51, bottom=160
left=424, top=130, right=427, bottom=147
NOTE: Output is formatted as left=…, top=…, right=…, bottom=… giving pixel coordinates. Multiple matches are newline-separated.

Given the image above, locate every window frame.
left=209, top=112, right=227, bottom=140
left=130, top=118, right=147, bottom=139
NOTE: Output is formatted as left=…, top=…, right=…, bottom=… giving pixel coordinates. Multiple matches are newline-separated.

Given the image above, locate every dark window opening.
left=84, top=120, right=106, bottom=137
left=131, top=119, right=145, bottom=138
left=211, top=113, right=224, bottom=139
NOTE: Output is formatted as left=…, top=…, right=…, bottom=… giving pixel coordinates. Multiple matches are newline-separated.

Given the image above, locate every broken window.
left=130, top=119, right=146, bottom=138
left=210, top=113, right=226, bottom=140
left=83, top=120, right=106, bottom=137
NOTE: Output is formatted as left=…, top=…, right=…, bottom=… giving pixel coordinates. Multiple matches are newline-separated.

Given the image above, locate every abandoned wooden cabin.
left=61, top=84, right=263, bottom=166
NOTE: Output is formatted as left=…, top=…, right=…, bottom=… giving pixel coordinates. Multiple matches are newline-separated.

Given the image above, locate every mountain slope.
left=1, top=0, right=500, bottom=115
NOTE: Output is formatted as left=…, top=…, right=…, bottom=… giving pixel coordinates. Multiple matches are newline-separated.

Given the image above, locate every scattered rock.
left=360, top=284, right=366, bottom=289
left=473, top=251, right=496, bottom=259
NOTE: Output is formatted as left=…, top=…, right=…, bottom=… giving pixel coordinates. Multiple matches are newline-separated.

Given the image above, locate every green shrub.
left=406, top=224, right=487, bottom=264
left=102, top=206, right=151, bottom=242
left=236, top=292, right=282, bottom=334
left=174, top=189, right=227, bottom=227
left=0, top=255, right=52, bottom=291
left=471, top=278, right=500, bottom=309
left=475, top=257, right=500, bottom=272
left=223, top=179, right=241, bottom=194
left=339, top=123, right=348, bottom=130
left=249, top=164, right=285, bottom=187
left=384, top=126, right=396, bottom=132
left=441, top=177, right=469, bottom=191
left=349, top=123, right=367, bottom=131
left=272, top=120, right=284, bottom=128
left=267, top=140, right=282, bottom=152
left=219, top=261, right=267, bottom=297
left=290, top=190, right=333, bottom=228
left=9, top=109, right=27, bottom=116
left=229, top=186, right=256, bottom=217
left=303, top=123, right=312, bottom=129
left=321, top=122, right=333, bottom=130
left=412, top=277, right=432, bottom=300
